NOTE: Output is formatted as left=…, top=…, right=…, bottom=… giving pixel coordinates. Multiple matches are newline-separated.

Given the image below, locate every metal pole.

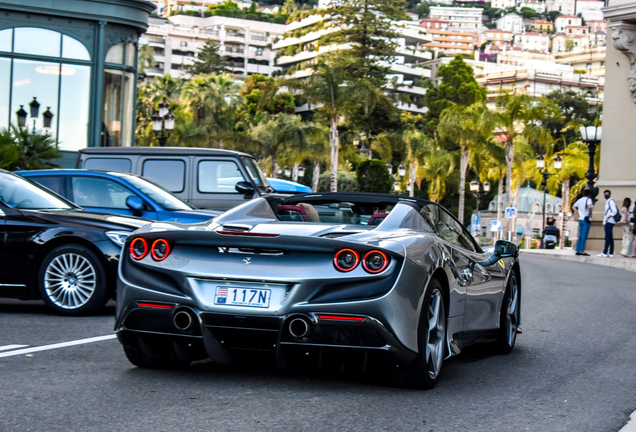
left=542, top=175, right=547, bottom=249
left=585, top=141, right=597, bottom=201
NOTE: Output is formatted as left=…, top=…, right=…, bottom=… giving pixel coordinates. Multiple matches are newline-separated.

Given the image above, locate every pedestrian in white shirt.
left=598, top=189, right=620, bottom=257
left=572, top=188, right=593, bottom=256
left=620, top=197, right=633, bottom=257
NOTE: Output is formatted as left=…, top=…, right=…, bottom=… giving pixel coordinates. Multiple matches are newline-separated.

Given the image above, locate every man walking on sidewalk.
left=598, top=189, right=620, bottom=257
left=573, top=188, right=593, bottom=256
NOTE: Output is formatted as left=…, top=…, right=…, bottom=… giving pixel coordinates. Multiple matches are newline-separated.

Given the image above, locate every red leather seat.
left=278, top=205, right=308, bottom=221
left=368, top=212, right=388, bottom=226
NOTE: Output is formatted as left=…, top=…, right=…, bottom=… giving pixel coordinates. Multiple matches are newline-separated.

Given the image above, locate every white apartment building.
left=429, top=6, right=483, bottom=30
left=141, top=15, right=285, bottom=78
left=546, top=0, right=576, bottom=16
left=575, top=0, right=605, bottom=21
left=496, top=13, right=524, bottom=34
left=273, top=14, right=432, bottom=114
left=513, top=32, right=551, bottom=52
left=491, top=0, right=516, bottom=9
left=552, top=33, right=591, bottom=52
left=519, top=0, right=547, bottom=13
left=151, top=0, right=252, bottom=18
left=554, top=15, right=583, bottom=33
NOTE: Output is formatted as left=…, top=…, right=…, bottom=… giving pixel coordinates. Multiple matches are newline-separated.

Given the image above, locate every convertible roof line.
left=282, top=192, right=433, bottom=207
left=216, top=231, right=280, bottom=237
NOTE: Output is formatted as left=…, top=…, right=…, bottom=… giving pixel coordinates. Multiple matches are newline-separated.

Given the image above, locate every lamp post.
left=151, top=98, right=175, bottom=147
left=469, top=179, right=490, bottom=214
left=15, top=98, right=54, bottom=133
left=537, top=154, right=562, bottom=248
left=579, top=125, right=602, bottom=201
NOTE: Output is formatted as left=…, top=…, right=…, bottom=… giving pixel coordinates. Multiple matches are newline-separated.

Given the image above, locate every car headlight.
left=105, top=231, right=131, bottom=248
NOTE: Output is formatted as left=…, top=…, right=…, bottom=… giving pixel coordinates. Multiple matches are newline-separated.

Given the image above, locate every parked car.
left=19, top=170, right=221, bottom=224
left=76, top=147, right=287, bottom=211
left=0, top=169, right=148, bottom=315
left=115, top=192, right=521, bottom=389
left=266, top=177, right=312, bottom=194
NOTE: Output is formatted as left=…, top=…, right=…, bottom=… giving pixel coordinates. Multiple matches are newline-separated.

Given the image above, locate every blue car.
left=266, top=178, right=312, bottom=194
left=18, top=170, right=221, bottom=224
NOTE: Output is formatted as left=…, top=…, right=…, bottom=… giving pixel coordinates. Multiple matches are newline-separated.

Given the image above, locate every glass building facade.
left=0, top=0, right=154, bottom=160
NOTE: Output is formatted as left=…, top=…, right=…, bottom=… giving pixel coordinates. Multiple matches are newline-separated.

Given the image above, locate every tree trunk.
left=559, top=177, right=570, bottom=249
left=218, top=139, right=224, bottom=149
left=292, top=163, right=299, bottom=182
left=409, top=160, right=417, bottom=198
left=512, top=184, right=521, bottom=242
left=312, top=159, right=320, bottom=192
left=458, top=146, right=469, bottom=224
left=366, top=146, right=372, bottom=159
left=504, top=138, right=514, bottom=234
left=271, top=152, right=278, bottom=179
left=329, top=114, right=339, bottom=192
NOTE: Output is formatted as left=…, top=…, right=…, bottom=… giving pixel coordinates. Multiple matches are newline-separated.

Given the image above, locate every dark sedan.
left=0, top=170, right=148, bottom=315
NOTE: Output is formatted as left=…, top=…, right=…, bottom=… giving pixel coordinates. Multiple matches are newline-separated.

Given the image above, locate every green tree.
left=0, top=125, right=61, bottom=170
left=422, top=56, right=486, bottom=135
left=486, top=93, right=561, bottom=229
left=547, top=10, right=562, bottom=22
left=544, top=89, right=598, bottom=147
left=186, top=40, right=229, bottom=76
left=294, top=54, right=358, bottom=191
left=239, top=74, right=296, bottom=120
left=438, top=102, right=493, bottom=223
left=565, top=38, right=575, bottom=52
left=356, top=159, right=392, bottom=193
left=519, top=7, right=537, bottom=19
left=138, top=44, right=156, bottom=74
left=249, top=113, right=311, bottom=178
left=318, top=170, right=358, bottom=192
left=324, top=0, right=408, bottom=83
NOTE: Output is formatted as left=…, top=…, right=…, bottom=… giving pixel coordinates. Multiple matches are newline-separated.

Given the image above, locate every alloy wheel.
left=506, top=276, right=519, bottom=346
left=44, top=253, right=96, bottom=310
left=425, top=289, right=446, bottom=379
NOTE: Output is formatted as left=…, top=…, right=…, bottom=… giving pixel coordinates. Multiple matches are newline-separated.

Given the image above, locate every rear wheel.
left=495, top=273, right=520, bottom=354
left=38, top=244, right=109, bottom=316
left=386, top=278, right=446, bottom=389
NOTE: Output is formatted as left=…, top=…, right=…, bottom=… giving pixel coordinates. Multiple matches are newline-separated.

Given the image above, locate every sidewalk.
left=520, top=248, right=636, bottom=273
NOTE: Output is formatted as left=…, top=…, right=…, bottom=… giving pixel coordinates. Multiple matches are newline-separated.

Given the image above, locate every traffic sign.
left=490, top=220, right=502, bottom=232
left=505, top=207, right=517, bottom=218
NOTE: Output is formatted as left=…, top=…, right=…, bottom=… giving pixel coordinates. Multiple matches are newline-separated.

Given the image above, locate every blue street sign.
left=505, top=207, right=517, bottom=218
left=490, top=220, right=502, bottom=232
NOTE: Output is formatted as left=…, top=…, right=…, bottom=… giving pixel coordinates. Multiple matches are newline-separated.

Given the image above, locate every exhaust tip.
left=173, top=309, right=194, bottom=331
left=289, top=317, right=311, bottom=339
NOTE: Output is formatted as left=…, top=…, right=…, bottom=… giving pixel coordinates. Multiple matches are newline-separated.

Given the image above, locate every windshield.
left=114, top=174, right=195, bottom=211
left=277, top=201, right=397, bottom=225
left=0, top=174, right=72, bottom=210
left=242, top=157, right=270, bottom=189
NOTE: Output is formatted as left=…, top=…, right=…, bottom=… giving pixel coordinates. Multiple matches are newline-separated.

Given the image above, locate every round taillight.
left=334, top=249, right=359, bottom=272
left=151, top=239, right=170, bottom=261
left=363, top=250, right=389, bottom=274
left=130, top=238, right=148, bottom=260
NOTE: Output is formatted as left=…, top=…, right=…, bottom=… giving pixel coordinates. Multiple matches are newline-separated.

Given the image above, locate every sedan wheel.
left=425, top=288, right=446, bottom=380
left=38, top=245, right=109, bottom=316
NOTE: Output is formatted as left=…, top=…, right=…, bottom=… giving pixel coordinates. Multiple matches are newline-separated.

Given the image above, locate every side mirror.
left=126, top=195, right=144, bottom=214
left=235, top=181, right=254, bottom=196
left=494, top=240, right=518, bottom=258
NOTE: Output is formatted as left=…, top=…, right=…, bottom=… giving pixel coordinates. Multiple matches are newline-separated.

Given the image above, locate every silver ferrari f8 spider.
left=115, top=192, right=521, bottom=389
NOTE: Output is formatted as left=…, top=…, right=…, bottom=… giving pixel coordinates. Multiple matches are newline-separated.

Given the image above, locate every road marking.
left=0, top=344, right=29, bottom=352
left=0, top=334, right=116, bottom=358
left=620, top=410, right=636, bottom=432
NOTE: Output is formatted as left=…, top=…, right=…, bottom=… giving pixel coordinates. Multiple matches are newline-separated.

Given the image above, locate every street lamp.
left=579, top=125, right=602, bottom=200
left=151, top=97, right=175, bottom=146
left=398, top=163, right=406, bottom=177
left=298, top=166, right=305, bottom=178
left=386, top=163, right=393, bottom=174
left=284, top=167, right=291, bottom=177
left=537, top=154, right=562, bottom=248
left=15, top=98, right=54, bottom=133
left=470, top=180, right=490, bottom=237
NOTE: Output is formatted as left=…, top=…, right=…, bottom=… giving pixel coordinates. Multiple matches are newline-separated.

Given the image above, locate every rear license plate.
left=214, top=287, right=271, bottom=308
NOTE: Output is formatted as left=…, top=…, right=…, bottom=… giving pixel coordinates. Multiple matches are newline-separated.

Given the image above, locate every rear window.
left=278, top=201, right=396, bottom=225
left=142, top=159, right=185, bottom=193
left=83, top=158, right=132, bottom=173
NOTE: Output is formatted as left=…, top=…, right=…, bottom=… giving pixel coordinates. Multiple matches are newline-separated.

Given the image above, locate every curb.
left=519, top=250, right=636, bottom=273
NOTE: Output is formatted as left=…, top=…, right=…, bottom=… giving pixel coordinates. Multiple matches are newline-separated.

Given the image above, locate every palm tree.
left=438, top=102, right=492, bottom=223
left=0, top=125, right=61, bottom=170
left=294, top=54, right=358, bottom=191
left=249, top=113, right=311, bottom=178
left=402, top=129, right=431, bottom=198
left=476, top=138, right=507, bottom=225
left=417, top=140, right=456, bottom=202
left=138, top=44, right=156, bottom=74
left=486, top=93, right=561, bottom=230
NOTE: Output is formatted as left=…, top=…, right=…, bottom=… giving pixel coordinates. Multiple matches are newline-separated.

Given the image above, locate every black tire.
left=495, top=272, right=520, bottom=354
left=385, top=278, right=447, bottom=390
left=123, top=341, right=190, bottom=370
left=38, top=244, right=109, bottom=316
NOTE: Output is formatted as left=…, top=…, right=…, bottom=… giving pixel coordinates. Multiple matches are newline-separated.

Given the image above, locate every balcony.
left=226, top=33, right=246, bottom=40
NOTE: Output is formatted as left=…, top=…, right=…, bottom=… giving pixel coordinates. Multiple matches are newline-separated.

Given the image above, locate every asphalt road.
left=1, top=255, right=635, bottom=432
